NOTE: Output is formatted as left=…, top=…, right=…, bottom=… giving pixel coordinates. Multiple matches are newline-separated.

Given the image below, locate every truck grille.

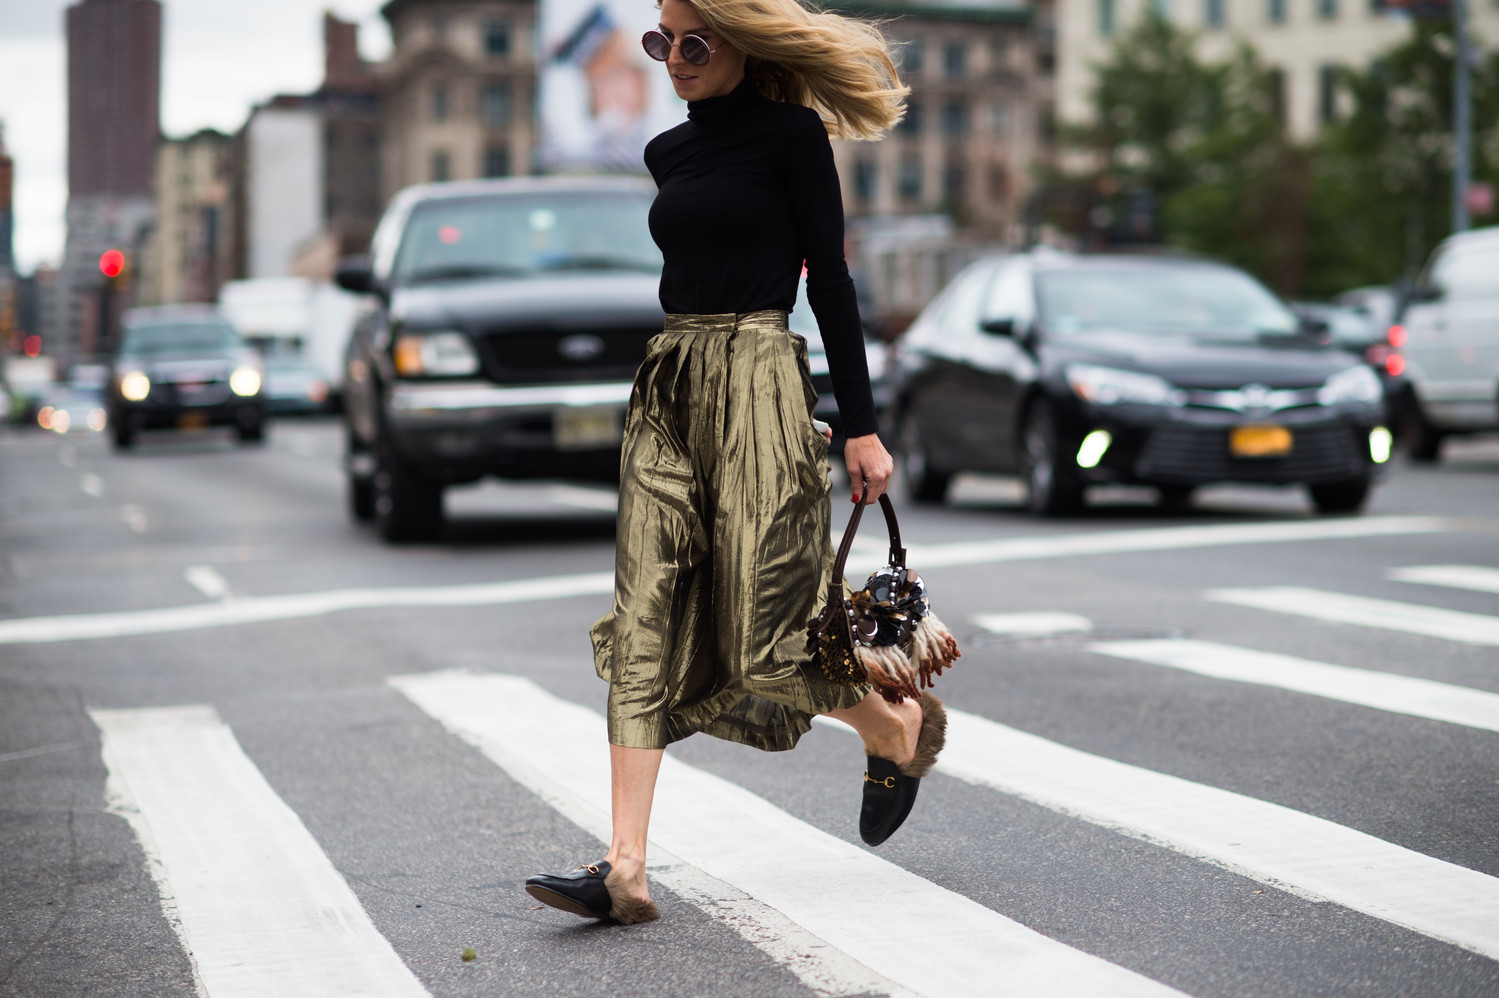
left=479, top=327, right=659, bottom=383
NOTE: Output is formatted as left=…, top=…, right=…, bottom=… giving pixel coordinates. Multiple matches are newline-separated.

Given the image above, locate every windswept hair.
left=683, top=0, right=909, bottom=140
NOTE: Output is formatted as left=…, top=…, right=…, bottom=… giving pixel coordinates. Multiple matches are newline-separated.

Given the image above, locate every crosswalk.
left=81, top=562, right=1499, bottom=997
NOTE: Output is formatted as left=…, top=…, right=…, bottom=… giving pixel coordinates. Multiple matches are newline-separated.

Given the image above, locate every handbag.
left=807, top=492, right=960, bottom=703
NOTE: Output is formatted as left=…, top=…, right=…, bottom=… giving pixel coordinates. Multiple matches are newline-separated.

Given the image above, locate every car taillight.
left=1385, top=353, right=1405, bottom=377
left=1386, top=324, right=1407, bottom=348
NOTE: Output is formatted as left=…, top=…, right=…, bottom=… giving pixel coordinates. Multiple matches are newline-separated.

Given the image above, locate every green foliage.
left=1062, top=12, right=1499, bottom=297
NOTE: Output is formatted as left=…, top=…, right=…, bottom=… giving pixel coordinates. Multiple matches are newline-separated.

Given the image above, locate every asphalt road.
left=2, top=418, right=1497, bottom=998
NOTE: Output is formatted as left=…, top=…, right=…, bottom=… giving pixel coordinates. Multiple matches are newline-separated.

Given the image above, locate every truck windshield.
left=392, top=193, right=662, bottom=286
left=1036, top=267, right=1299, bottom=339
left=120, top=323, right=240, bottom=355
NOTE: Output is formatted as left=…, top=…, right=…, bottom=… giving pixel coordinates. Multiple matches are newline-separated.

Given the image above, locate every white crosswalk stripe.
left=1090, top=638, right=1499, bottom=734
left=1207, top=586, right=1499, bottom=646
left=391, top=670, right=1188, bottom=998
left=1388, top=564, right=1499, bottom=595
left=91, top=705, right=430, bottom=998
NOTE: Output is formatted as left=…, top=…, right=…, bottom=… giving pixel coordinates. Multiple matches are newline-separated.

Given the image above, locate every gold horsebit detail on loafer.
left=863, top=771, right=897, bottom=788
left=577, top=864, right=601, bottom=874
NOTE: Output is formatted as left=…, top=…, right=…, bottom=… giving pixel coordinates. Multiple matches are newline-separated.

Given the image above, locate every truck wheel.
left=1402, top=395, right=1443, bottom=463
left=898, top=411, right=951, bottom=504
left=1021, top=401, right=1084, bottom=516
left=374, top=441, right=443, bottom=543
left=1309, top=477, right=1370, bottom=514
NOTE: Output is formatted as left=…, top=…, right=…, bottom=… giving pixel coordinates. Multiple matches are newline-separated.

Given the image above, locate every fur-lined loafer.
left=524, top=861, right=660, bottom=924
left=859, top=694, right=947, bottom=846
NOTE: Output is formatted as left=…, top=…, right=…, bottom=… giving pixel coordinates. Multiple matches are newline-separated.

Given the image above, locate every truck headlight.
left=230, top=366, right=263, bottom=396
left=1317, top=365, right=1381, bottom=406
left=1066, top=364, right=1180, bottom=406
left=120, top=371, right=151, bottom=401
left=394, top=331, right=480, bottom=377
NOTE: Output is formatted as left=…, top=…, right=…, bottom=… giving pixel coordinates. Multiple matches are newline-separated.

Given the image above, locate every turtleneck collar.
left=687, top=75, right=760, bottom=124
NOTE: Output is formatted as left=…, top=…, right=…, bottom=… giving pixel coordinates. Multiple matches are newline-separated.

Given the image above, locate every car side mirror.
left=1409, top=284, right=1443, bottom=304
left=1298, top=315, right=1331, bottom=338
left=335, top=256, right=378, bottom=295
left=980, top=317, right=1015, bottom=336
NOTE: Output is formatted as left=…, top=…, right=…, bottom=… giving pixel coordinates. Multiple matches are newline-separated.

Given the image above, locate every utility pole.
left=1452, top=0, right=1473, bottom=233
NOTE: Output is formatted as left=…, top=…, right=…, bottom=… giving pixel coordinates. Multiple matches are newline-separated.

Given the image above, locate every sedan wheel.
left=374, top=440, right=444, bottom=543
left=1308, top=477, right=1370, bottom=515
left=1021, top=403, right=1084, bottom=516
left=1402, top=393, right=1443, bottom=463
left=898, top=411, right=951, bottom=504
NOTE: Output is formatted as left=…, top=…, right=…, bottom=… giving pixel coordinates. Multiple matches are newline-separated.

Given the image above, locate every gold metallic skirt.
left=591, top=310, right=868, bottom=751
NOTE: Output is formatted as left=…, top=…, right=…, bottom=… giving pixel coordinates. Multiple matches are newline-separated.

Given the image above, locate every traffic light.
left=99, top=248, right=126, bottom=279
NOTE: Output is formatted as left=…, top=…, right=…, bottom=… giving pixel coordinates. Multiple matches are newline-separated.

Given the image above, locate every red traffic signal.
left=99, top=249, right=125, bottom=278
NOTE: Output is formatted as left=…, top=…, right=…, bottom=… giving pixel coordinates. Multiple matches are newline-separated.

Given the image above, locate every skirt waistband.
left=663, top=310, right=789, bottom=334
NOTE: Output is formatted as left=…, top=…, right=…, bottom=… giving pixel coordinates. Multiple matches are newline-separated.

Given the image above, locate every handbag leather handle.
left=828, top=487, right=907, bottom=603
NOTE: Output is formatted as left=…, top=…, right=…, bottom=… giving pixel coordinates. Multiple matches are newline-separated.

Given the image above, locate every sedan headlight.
left=1066, top=364, right=1180, bottom=406
left=119, top=371, right=151, bottom=402
left=230, top=366, right=263, bottom=397
left=1317, top=365, right=1381, bottom=406
left=394, top=331, right=480, bottom=377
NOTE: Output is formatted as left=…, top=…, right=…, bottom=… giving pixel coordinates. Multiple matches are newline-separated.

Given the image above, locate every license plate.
left=1230, top=424, right=1292, bottom=458
left=554, top=406, right=622, bottom=450
left=176, top=411, right=209, bottom=430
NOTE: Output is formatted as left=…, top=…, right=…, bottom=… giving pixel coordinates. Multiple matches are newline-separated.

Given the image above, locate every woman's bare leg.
left=828, top=692, right=922, bottom=766
left=603, top=744, right=663, bottom=901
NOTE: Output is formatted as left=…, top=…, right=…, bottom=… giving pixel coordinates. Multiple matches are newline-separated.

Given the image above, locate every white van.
left=1398, top=225, right=1499, bottom=460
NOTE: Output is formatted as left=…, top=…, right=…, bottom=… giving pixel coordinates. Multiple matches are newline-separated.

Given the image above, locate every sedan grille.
left=479, top=327, right=659, bottom=383
left=1137, top=422, right=1364, bottom=484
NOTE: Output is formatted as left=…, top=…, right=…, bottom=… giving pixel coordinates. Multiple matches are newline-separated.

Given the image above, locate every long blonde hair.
left=683, top=0, right=908, bottom=140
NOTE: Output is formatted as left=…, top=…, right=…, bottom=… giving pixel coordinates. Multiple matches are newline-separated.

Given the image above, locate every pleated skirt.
left=590, top=310, right=868, bottom=751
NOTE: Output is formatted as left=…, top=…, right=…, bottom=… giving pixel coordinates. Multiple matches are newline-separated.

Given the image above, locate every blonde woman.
left=525, top=0, right=947, bottom=924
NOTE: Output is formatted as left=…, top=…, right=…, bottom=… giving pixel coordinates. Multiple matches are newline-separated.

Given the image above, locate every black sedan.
left=107, top=307, right=268, bottom=449
left=889, top=252, right=1393, bottom=515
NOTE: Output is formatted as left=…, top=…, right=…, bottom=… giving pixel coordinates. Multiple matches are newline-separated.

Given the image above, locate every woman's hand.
left=843, top=433, right=894, bottom=504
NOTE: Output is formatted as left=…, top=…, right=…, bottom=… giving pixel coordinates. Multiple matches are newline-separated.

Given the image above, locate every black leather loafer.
left=525, top=861, right=614, bottom=919
left=860, top=756, right=920, bottom=846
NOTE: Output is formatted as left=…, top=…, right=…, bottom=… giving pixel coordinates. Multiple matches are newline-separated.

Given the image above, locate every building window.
left=481, top=83, right=512, bottom=126
left=901, top=39, right=923, bottom=76
left=1205, top=0, right=1226, bottom=27
left=1318, top=0, right=1338, bottom=17
left=1318, top=64, right=1339, bottom=124
left=854, top=158, right=877, bottom=204
left=897, top=155, right=922, bottom=203
left=485, top=20, right=511, bottom=56
left=990, top=38, right=1007, bottom=69
left=992, top=101, right=1008, bottom=136
left=943, top=162, right=966, bottom=204
left=899, top=101, right=923, bottom=135
left=1268, top=0, right=1286, bottom=22
left=1266, top=68, right=1286, bottom=123
left=431, top=150, right=450, bottom=182
left=1099, top=0, right=1116, bottom=35
left=433, top=84, right=449, bottom=122
left=484, top=145, right=511, bottom=177
left=943, top=41, right=967, bottom=78
left=941, top=101, right=969, bottom=138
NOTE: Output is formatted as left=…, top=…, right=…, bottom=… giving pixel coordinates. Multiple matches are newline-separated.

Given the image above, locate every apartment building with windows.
left=379, top=0, right=540, bottom=196
left=1058, top=0, right=1499, bottom=139
left=827, top=0, right=1056, bottom=242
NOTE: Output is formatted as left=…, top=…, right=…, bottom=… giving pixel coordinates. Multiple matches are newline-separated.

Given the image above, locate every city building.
left=0, top=122, right=13, bottom=276
left=1056, top=0, right=1499, bottom=140
left=378, top=0, right=540, bottom=197
left=60, top=0, right=161, bottom=361
left=139, top=130, right=232, bottom=306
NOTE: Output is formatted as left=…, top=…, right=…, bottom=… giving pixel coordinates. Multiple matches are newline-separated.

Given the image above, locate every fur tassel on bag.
left=808, top=494, right=961, bottom=703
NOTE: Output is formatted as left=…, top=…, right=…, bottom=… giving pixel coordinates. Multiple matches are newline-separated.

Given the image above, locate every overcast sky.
left=0, top=0, right=394, bottom=272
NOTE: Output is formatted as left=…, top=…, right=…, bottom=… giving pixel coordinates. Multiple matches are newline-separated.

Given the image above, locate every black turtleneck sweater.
left=644, top=77, right=878, bottom=439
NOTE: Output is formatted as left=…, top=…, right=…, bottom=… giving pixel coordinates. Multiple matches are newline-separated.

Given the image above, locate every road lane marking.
left=80, top=472, right=103, bottom=497
left=973, top=612, right=1093, bottom=637
left=0, top=517, right=1449, bottom=646
left=907, top=707, right=1499, bottom=961
left=546, top=484, right=620, bottom=512
left=92, top=705, right=430, bottom=998
left=0, top=572, right=615, bottom=645
left=1090, top=638, right=1499, bottom=734
left=1388, top=564, right=1499, bottom=596
left=392, top=671, right=1185, bottom=998
left=0, top=741, right=82, bottom=765
left=184, top=566, right=232, bottom=601
left=120, top=504, right=148, bottom=533
left=1208, top=587, right=1499, bottom=646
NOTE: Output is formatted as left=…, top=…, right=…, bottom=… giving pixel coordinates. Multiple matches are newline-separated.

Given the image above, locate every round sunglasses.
left=641, top=29, right=719, bottom=66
